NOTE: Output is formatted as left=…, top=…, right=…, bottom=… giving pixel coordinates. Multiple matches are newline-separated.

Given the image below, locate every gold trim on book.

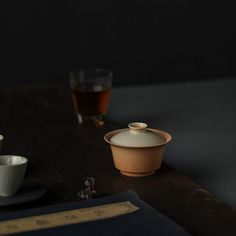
left=0, top=201, right=139, bottom=235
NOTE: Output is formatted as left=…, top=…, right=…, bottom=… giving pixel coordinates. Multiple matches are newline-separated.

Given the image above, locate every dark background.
left=1, top=0, right=236, bottom=87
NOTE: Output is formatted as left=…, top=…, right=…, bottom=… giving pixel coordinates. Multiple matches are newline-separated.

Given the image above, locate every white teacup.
left=0, top=155, right=28, bottom=197
left=0, top=134, right=3, bottom=152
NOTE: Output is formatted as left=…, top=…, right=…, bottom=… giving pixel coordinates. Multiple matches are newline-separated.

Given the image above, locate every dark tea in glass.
left=70, top=69, right=112, bottom=126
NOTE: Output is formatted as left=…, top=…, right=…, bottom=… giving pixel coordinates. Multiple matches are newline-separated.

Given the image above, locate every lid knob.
left=128, top=122, right=147, bottom=133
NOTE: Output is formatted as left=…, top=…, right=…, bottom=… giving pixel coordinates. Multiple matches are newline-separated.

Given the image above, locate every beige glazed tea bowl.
left=104, top=122, right=172, bottom=177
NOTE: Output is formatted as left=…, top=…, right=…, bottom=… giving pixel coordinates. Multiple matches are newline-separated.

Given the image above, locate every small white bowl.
left=0, top=134, right=3, bottom=152
left=0, top=155, right=28, bottom=196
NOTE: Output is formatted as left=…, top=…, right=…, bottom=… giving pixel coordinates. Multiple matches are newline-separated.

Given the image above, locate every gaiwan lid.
left=110, top=122, right=164, bottom=147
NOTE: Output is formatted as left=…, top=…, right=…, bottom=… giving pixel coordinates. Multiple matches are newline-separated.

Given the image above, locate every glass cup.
left=70, top=69, right=112, bottom=126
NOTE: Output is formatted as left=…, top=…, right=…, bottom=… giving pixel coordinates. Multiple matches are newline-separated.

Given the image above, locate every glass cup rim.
left=70, top=68, right=113, bottom=82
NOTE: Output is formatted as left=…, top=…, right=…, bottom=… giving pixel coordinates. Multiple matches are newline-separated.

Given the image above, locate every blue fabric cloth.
left=0, top=191, right=191, bottom=236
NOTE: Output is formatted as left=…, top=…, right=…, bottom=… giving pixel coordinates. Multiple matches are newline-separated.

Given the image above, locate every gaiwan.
left=104, top=122, right=172, bottom=177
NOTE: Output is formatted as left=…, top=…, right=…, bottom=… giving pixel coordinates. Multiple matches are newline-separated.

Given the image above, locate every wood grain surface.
left=0, top=85, right=235, bottom=235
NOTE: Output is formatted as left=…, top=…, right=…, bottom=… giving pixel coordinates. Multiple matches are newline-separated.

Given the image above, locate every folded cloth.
left=0, top=190, right=191, bottom=236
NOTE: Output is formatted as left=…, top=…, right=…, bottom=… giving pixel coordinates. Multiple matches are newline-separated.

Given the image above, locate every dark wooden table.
left=0, top=85, right=235, bottom=236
